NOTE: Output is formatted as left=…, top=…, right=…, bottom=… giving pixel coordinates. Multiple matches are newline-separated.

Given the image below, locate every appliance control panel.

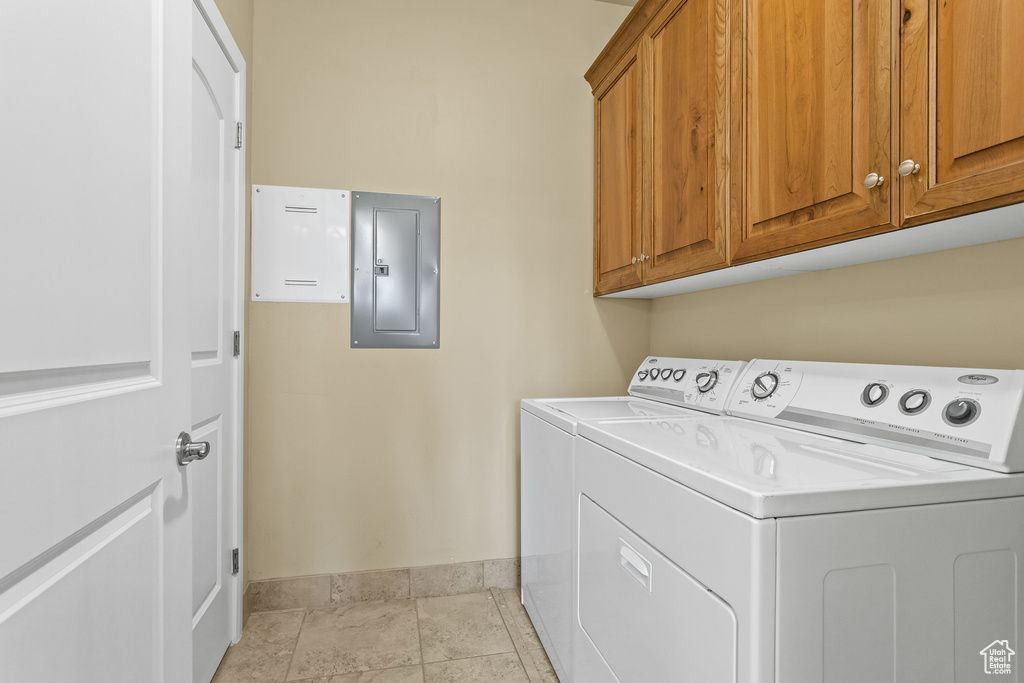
left=629, top=357, right=747, bottom=415
left=726, top=359, right=1024, bottom=472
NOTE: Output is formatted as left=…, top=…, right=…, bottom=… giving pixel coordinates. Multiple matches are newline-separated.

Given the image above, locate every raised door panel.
left=644, top=0, right=728, bottom=282
left=901, top=0, right=1024, bottom=224
left=0, top=0, right=193, bottom=679
left=734, top=0, right=895, bottom=263
left=594, top=48, right=643, bottom=296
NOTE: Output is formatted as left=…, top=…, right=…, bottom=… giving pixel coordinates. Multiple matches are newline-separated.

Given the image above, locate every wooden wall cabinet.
left=593, top=45, right=643, bottom=294
left=732, top=0, right=898, bottom=263
left=900, top=0, right=1024, bottom=226
left=590, top=0, right=1024, bottom=295
left=589, top=0, right=729, bottom=296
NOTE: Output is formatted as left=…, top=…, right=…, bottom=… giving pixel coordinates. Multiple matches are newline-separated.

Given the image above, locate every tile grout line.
left=282, top=608, right=311, bottom=683
left=404, top=568, right=425, bottom=682
left=490, top=587, right=543, bottom=682
left=414, top=595, right=427, bottom=681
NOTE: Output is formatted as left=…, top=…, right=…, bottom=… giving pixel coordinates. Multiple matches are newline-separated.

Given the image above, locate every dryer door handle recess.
left=619, top=541, right=652, bottom=592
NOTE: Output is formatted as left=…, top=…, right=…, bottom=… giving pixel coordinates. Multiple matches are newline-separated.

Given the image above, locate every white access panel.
left=251, top=185, right=350, bottom=303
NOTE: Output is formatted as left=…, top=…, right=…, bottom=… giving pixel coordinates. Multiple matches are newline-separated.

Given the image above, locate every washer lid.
left=521, top=397, right=688, bottom=435
left=577, top=415, right=1024, bottom=518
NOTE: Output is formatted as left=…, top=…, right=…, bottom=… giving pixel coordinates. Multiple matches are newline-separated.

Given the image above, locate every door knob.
left=898, top=159, right=921, bottom=176
left=176, top=431, right=211, bottom=466
left=863, top=173, right=884, bottom=188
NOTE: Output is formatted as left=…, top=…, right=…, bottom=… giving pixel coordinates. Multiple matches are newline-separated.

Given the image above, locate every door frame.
left=193, top=0, right=246, bottom=643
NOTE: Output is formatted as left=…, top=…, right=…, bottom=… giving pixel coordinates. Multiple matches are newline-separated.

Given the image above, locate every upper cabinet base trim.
left=600, top=202, right=1024, bottom=298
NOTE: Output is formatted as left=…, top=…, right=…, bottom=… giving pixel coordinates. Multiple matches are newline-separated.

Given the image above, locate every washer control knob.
left=637, top=369, right=649, bottom=381
left=861, top=383, right=889, bottom=406
left=660, top=368, right=673, bottom=381
left=750, top=372, right=779, bottom=400
left=672, top=369, right=686, bottom=382
left=899, top=389, right=931, bottom=415
left=944, top=399, right=980, bottom=426
left=649, top=368, right=660, bottom=380
left=695, top=371, right=719, bottom=393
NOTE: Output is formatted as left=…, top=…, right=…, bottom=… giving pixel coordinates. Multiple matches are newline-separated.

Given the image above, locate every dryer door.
left=577, top=494, right=738, bottom=682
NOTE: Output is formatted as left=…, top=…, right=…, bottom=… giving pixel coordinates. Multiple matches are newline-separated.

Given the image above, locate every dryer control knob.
left=943, top=399, right=980, bottom=426
left=750, top=372, right=779, bottom=400
left=899, top=389, right=931, bottom=415
left=861, top=383, right=889, bottom=406
left=695, top=371, right=719, bottom=393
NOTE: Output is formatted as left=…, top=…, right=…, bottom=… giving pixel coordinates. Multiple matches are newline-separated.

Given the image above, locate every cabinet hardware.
left=898, top=160, right=921, bottom=176
left=863, top=173, right=885, bottom=189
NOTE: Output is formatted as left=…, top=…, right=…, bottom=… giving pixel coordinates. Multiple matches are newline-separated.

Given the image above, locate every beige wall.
left=650, top=237, right=1024, bottom=370
left=246, top=0, right=645, bottom=580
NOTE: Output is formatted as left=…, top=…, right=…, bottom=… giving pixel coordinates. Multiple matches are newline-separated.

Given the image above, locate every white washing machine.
left=573, top=359, right=1024, bottom=683
left=520, top=356, right=747, bottom=682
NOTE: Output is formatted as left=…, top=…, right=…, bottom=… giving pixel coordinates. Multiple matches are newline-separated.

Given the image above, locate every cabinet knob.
left=640, top=254, right=648, bottom=261
left=632, top=256, right=638, bottom=264
left=863, top=173, right=885, bottom=189
left=898, top=159, right=921, bottom=176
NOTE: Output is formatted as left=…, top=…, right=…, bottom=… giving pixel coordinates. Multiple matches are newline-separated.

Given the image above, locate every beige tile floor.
left=212, top=587, right=559, bottom=683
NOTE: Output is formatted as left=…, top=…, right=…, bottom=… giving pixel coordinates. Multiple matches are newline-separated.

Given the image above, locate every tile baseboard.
left=241, top=580, right=252, bottom=628
left=249, top=557, right=521, bottom=613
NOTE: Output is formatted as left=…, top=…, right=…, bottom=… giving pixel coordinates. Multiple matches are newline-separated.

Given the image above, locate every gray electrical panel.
left=351, top=191, right=440, bottom=348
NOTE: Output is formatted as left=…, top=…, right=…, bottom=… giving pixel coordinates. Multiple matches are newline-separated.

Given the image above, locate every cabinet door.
left=733, top=0, right=896, bottom=263
left=642, top=0, right=728, bottom=282
left=594, top=48, right=643, bottom=296
left=901, top=0, right=1024, bottom=225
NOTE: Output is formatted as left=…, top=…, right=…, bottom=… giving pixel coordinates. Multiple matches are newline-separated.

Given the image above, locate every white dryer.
left=574, top=359, right=1024, bottom=683
left=520, top=356, right=746, bottom=682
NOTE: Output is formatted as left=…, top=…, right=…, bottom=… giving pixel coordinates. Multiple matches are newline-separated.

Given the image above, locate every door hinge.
left=233, top=331, right=240, bottom=357
left=235, top=121, right=243, bottom=149
left=231, top=548, right=239, bottom=575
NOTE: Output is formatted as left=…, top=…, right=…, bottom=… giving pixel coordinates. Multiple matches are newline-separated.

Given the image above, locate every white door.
left=190, top=2, right=245, bottom=681
left=0, top=0, right=194, bottom=681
